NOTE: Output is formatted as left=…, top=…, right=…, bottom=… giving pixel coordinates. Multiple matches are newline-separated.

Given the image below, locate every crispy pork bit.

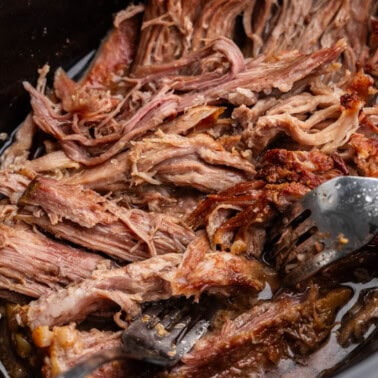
left=188, top=181, right=309, bottom=254
left=257, top=148, right=346, bottom=188
left=0, top=223, right=106, bottom=300
left=347, top=133, right=378, bottom=177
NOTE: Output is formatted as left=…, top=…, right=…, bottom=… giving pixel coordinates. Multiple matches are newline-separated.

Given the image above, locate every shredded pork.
left=0, top=1, right=377, bottom=377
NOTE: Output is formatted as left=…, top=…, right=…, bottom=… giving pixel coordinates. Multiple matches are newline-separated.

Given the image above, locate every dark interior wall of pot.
left=0, top=0, right=126, bottom=133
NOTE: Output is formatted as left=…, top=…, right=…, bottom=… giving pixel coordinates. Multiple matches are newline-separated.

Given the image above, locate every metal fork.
left=57, top=297, right=214, bottom=378
left=267, top=176, right=378, bottom=286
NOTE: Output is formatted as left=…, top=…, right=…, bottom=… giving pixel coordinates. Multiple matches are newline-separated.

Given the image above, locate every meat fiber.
left=241, top=90, right=363, bottom=154
left=20, top=253, right=182, bottom=330
left=53, top=4, right=143, bottom=114
left=25, top=80, right=180, bottom=166
left=0, top=223, right=106, bottom=300
left=188, top=181, right=309, bottom=254
left=62, top=151, right=129, bottom=191
left=0, top=115, right=36, bottom=170
left=24, top=39, right=346, bottom=168
left=132, top=0, right=201, bottom=69
left=243, top=0, right=373, bottom=72
left=240, top=71, right=373, bottom=155
left=0, top=169, right=33, bottom=204
left=121, top=184, right=204, bottom=219
left=18, top=176, right=195, bottom=261
left=20, top=242, right=276, bottom=331
left=178, top=40, right=346, bottom=110
left=128, top=131, right=255, bottom=192
left=192, top=0, right=248, bottom=50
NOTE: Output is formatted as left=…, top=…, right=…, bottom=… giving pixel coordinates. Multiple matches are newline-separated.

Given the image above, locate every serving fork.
left=268, top=176, right=378, bottom=285
left=57, top=297, right=215, bottom=378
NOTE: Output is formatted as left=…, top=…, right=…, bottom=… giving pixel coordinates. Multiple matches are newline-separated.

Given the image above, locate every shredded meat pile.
left=0, top=1, right=377, bottom=377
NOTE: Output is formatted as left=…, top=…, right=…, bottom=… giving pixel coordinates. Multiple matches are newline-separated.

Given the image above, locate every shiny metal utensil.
left=0, top=361, right=10, bottom=378
left=268, top=176, right=378, bottom=285
left=57, top=297, right=214, bottom=378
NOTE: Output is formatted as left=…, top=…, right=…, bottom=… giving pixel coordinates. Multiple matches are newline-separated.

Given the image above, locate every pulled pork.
left=0, top=1, right=377, bottom=377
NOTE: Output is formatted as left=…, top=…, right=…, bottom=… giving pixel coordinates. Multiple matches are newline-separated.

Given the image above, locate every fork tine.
left=167, top=314, right=193, bottom=341
left=159, top=302, right=191, bottom=330
left=265, top=202, right=309, bottom=260
left=281, top=234, right=323, bottom=272
left=175, top=318, right=210, bottom=357
left=272, top=215, right=316, bottom=264
left=121, top=296, right=216, bottom=366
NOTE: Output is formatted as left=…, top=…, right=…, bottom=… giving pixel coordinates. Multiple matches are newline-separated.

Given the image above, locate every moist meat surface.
left=0, top=1, right=377, bottom=377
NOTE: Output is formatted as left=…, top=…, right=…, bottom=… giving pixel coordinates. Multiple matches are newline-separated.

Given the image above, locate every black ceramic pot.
left=0, top=1, right=376, bottom=377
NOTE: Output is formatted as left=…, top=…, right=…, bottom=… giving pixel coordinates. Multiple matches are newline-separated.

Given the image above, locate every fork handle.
left=56, top=347, right=125, bottom=378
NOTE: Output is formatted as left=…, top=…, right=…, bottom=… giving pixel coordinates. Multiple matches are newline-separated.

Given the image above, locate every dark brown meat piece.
left=188, top=181, right=309, bottom=254
left=175, top=287, right=351, bottom=377
left=19, top=176, right=195, bottom=261
left=0, top=223, right=106, bottom=300
left=339, top=288, right=378, bottom=346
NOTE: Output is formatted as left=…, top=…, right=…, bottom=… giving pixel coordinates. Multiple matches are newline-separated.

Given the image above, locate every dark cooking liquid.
left=272, top=251, right=378, bottom=378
